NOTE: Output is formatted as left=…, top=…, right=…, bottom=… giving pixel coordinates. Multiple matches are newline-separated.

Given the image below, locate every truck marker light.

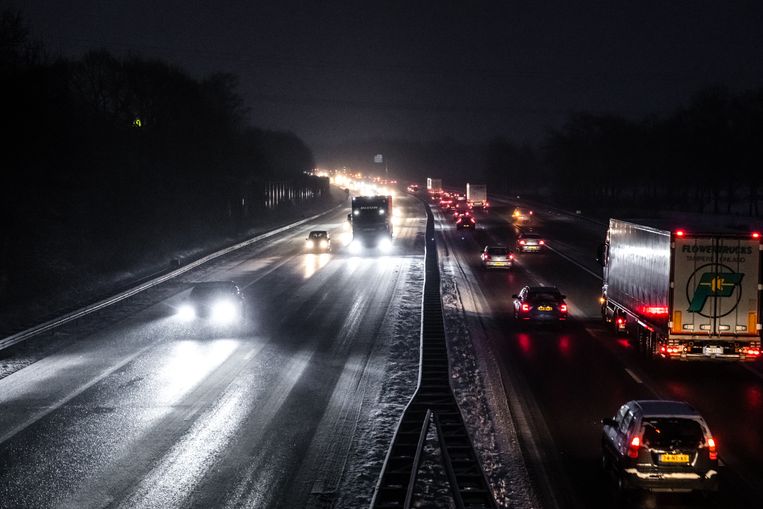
left=675, top=230, right=685, bottom=237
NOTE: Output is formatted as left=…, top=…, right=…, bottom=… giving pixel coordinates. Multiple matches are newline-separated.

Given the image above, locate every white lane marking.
left=625, top=368, right=643, bottom=384
left=544, top=244, right=600, bottom=279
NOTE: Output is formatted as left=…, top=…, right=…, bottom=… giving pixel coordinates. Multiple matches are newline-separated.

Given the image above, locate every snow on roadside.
left=334, top=258, right=424, bottom=508
left=440, top=261, right=538, bottom=509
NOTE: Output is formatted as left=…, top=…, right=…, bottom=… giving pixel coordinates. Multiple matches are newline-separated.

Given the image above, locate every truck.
left=598, top=218, right=761, bottom=361
left=426, top=178, right=443, bottom=201
left=349, top=195, right=393, bottom=250
left=466, top=183, right=488, bottom=210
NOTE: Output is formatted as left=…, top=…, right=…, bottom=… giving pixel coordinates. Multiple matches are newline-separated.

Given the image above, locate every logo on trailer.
left=686, top=264, right=744, bottom=316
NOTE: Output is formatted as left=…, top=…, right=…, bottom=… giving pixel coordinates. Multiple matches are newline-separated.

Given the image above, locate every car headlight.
left=177, top=304, right=196, bottom=321
left=349, top=240, right=362, bottom=254
left=378, top=237, right=393, bottom=252
left=211, top=300, right=238, bottom=323
left=306, top=240, right=314, bottom=249
left=319, top=239, right=328, bottom=249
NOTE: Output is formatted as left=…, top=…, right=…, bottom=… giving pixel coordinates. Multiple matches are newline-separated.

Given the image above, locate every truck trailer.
left=466, top=183, right=488, bottom=210
left=599, top=219, right=761, bottom=361
left=349, top=195, right=393, bottom=251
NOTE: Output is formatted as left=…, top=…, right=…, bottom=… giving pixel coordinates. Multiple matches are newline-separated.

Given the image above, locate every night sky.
left=15, top=1, right=763, bottom=154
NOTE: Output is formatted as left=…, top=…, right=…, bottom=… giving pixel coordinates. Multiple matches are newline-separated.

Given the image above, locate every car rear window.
left=522, top=234, right=540, bottom=239
left=642, top=418, right=704, bottom=449
left=487, top=248, right=508, bottom=255
left=529, top=292, right=560, bottom=301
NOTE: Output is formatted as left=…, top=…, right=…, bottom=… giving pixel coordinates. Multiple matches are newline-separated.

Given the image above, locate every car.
left=177, top=281, right=246, bottom=324
left=601, top=400, right=719, bottom=496
left=305, top=230, right=331, bottom=252
left=481, top=246, right=514, bottom=269
left=456, top=213, right=476, bottom=230
left=439, top=196, right=454, bottom=210
left=516, top=232, right=545, bottom=252
left=407, top=184, right=420, bottom=193
left=512, top=207, right=533, bottom=223
left=512, top=286, right=568, bottom=321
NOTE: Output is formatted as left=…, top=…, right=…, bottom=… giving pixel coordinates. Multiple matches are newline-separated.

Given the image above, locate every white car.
left=480, top=246, right=513, bottom=269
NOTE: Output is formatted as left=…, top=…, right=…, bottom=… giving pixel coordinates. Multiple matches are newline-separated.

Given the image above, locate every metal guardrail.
left=0, top=204, right=344, bottom=352
left=371, top=202, right=497, bottom=509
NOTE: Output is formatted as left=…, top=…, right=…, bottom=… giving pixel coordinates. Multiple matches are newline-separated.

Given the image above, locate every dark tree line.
left=1, top=10, right=323, bottom=307
left=486, top=87, right=763, bottom=216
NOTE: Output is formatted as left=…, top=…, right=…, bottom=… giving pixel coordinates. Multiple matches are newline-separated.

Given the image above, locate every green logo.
left=687, top=272, right=744, bottom=313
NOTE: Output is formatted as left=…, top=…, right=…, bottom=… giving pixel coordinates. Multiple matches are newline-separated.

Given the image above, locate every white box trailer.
left=466, top=183, right=488, bottom=210
left=599, top=219, right=761, bottom=360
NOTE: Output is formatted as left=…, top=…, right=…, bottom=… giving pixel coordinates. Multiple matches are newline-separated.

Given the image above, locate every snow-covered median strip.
left=440, top=257, right=539, bottom=509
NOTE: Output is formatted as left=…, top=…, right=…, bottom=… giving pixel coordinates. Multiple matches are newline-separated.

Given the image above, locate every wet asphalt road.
left=435, top=200, right=763, bottom=509
left=0, top=196, right=426, bottom=509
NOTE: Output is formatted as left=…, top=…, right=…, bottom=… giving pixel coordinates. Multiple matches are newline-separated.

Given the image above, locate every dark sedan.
left=512, top=286, right=568, bottom=322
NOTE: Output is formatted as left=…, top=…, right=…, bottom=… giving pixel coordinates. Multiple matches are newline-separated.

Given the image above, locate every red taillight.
left=509, top=254, right=514, bottom=260
left=753, top=232, right=761, bottom=239
left=483, top=254, right=491, bottom=260
left=456, top=218, right=462, bottom=224
left=707, top=437, right=717, bottom=460
left=539, top=240, right=545, bottom=245
left=470, top=217, right=475, bottom=223
left=628, top=436, right=641, bottom=458
left=675, top=229, right=685, bottom=237
left=521, top=303, right=530, bottom=312
left=560, top=304, right=568, bottom=312
left=519, top=240, right=526, bottom=245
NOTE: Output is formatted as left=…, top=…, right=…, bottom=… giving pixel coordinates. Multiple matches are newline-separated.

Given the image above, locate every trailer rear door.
left=671, top=236, right=760, bottom=341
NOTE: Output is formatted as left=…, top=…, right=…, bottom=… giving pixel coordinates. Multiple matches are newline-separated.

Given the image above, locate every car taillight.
left=520, top=240, right=526, bottom=245
left=707, top=437, right=717, bottom=460
left=539, top=240, right=545, bottom=245
left=509, top=254, right=514, bottom=260
left=456, top=218, right=462, bottom=224
left=628, top=436, right=640, bottom=459
left=560, top=304, right=567, bottom=312
left=470, top=217, right=475, bottom=223
left=521, top=303, right=530, bottom=312
left=483, top=254, right=491, bottom=260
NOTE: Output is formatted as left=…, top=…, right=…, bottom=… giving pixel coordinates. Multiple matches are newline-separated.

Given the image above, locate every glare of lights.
left=349, top=240, right=363, bottom=254
left=305, top=240, right=315, bottom=249
left=378, top=237, right=393, bottom=253
left=177, top=304, right=196, bottom=321
left=319, top=239, right=328, bottom=249
left=211, top=300, right=238, bottom=323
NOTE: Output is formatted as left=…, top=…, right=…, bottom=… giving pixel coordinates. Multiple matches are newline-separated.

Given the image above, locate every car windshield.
left=487, top=248, right=508, bottom=256
left=309, top=232, right=327, bottom=239
left=642, top=418, right=704, bottom=448
left=190, top=284, right=235, bottom=300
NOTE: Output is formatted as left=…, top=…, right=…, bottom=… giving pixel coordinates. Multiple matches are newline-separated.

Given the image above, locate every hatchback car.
left=456, top=214, right=476, bottom=230
left=481, top=246, right=514, bottom=269
left=516, top=232, right=545, bottom=252
left=305, top=230, right=331, bottom=252
left=177, top=281, right=246, bottom=324
left=512, top=207, right=533, bottom=223
left=512, top=286, right=567, bottom=321
left=601, top=400, right=719, bottom=495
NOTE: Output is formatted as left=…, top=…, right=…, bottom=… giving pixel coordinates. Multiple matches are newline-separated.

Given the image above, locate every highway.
left=0, top=196, right=426, bottom=509
left=435, top=199, right=763, bottom=508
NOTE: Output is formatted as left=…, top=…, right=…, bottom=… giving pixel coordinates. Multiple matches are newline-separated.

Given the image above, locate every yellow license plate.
left=538, top=306, right=552, bottom=311
left=660, top=454, right=689, bottom=463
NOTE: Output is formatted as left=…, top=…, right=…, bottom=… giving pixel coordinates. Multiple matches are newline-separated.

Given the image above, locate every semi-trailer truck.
left=598, top=219, right=761, bottom=360
left=466, top=183, right=488, bottom=210
left=349, top=195, right=393, bottom=251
